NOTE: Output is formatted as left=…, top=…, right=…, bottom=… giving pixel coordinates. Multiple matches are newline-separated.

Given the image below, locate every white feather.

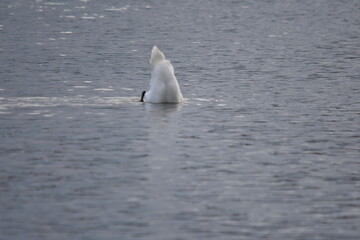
left=143, top=46, right=183, bottom=103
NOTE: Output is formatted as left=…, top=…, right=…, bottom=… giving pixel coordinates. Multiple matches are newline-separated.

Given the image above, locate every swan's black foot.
left=140, top=91, right=146, bottom=102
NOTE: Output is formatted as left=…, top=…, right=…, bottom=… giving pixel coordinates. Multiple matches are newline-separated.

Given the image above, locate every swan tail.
left=150, top=46, right=166, bottom=69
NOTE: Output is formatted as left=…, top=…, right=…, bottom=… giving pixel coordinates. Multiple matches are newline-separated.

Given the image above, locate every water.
left=1, top=0, right=360, bottom=239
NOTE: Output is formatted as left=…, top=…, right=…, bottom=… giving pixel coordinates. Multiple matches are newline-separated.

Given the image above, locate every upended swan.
left=140, top=46, right=183, bottom=103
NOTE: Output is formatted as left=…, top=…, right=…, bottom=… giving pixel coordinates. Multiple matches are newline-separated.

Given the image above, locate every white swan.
left=140, top=46, right=183, bottom=103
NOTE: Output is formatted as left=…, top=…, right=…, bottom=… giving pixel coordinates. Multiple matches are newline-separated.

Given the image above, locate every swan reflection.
left=145, top=103, right=182, bottom=114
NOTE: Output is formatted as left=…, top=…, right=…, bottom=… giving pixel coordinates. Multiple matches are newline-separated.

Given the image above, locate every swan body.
left=141, top=46, right=183, bottom=103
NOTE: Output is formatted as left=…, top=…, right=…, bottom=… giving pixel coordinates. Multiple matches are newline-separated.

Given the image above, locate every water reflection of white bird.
left=140, top=46, right=183, bottom=103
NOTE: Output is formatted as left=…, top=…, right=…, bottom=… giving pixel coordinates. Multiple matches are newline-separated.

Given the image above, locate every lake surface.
left=1, top=0, right=360, bottom=239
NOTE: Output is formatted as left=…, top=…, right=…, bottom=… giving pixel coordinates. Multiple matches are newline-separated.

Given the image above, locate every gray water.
left=1, top=0, right=360, bottom=239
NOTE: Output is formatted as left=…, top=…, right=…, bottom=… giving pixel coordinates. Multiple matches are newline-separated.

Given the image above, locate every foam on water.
left=121, top=87, right=134, bottom=91
left=0, top=96, right=141, bottom=109
left=94, top=88, right=114, bottom=91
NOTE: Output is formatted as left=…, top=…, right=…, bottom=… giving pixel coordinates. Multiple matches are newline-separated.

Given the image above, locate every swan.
left=140, top=46, right=183, bottom=103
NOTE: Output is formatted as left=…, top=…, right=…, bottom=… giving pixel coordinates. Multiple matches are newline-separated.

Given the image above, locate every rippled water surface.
left=1, top=0, right=360, bottom=239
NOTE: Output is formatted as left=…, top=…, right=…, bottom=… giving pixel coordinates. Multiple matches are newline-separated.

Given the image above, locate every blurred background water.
left=0, top=0, right=359, bottom=239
